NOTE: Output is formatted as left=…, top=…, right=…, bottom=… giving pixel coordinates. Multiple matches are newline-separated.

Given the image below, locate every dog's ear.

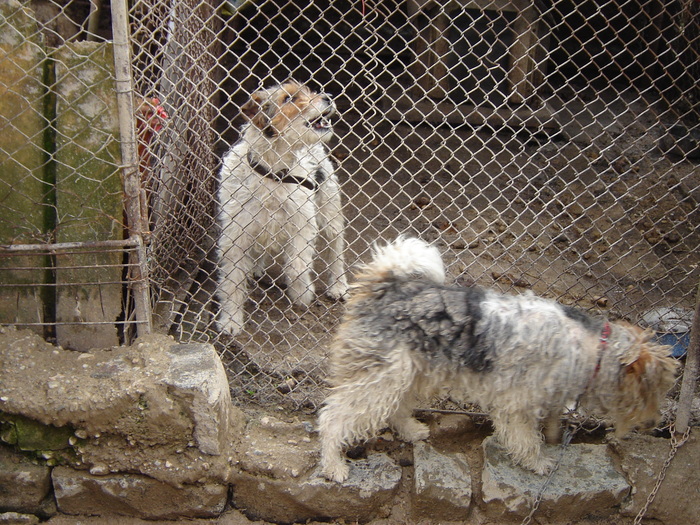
left=624, top=350, right=654, bottom=379
left=241, top=93, right=269, bottom=130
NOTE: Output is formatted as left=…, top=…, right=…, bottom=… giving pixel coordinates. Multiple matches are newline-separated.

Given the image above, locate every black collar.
left=247, top=153, right=317, bottom=191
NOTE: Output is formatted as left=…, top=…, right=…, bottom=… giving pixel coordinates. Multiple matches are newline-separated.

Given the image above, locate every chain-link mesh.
left=0, top=0, right=149, bottom=349
left=1, top=0, right=698, bottom=409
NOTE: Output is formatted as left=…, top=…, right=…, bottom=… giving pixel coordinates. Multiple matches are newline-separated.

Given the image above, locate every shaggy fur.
left=217, top=81, right=347, bottom=335
left=318, top=237, right=678, bottom=482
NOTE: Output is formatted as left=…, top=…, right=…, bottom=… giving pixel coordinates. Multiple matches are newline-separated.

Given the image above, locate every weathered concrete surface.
left=481, top=436, right=630, bottom=520
left=232, top=451, right=402, bottom=524
left=615, top=432, right=700, bottom=525
left=52, top=467, right=227, bottom=519
left=0, top=446, right=51, bottom=514
left=53, top=41, right=123, bottom=351
left=164, top=343, right=233, bottom=456
left=0, top=327, right=242, bottom=486
left=0, top=512, right=40, bottom=525
left=232, top=414, right=402, bottom=523
left=0, top=0, right=50, bottom=330
left=43, top=509, right=258, bottom=524
left=413, top=441, right=472, bottom=520
left=236, top=414, right=317, bottom=479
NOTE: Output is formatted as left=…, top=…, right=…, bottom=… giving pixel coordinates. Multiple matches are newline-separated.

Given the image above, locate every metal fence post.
left=675, top=281, right=700, bottom=434
left=112, top=0, right=153, bottom=337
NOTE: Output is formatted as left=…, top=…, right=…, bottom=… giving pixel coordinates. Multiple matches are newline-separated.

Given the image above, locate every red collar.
left=590, top=322, right=611, bottom=384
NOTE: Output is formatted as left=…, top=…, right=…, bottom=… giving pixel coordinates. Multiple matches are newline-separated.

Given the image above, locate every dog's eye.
left=284, top=95, right=294, bottom=104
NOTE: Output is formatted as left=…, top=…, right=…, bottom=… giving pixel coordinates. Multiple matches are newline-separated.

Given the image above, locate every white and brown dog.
left=217, top=81, right=348, bottom=335
left=318, top=236, right=678, bottom=482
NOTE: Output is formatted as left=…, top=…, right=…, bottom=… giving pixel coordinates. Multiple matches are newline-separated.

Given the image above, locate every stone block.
left=237, top=415, right=318, bottom=479
left=616, top=433, right=700, bottom=525
left=481, top=436, right=630, bottom=520
left=0, top=0, right=50, bottom=330
left=413, top=441, right=472, bottom=520
left=231, top=453, right=402, bottom=524
left=53, top=41, right=122, bottom=351
left=52, top=467, right=227, bottom=519
left=0, top=445, right=51, bottom=513
left=0, top=329, right=242, bottom=486
left=0, top=513, right=40, bottom=525
left=163, top=343, right=233, bottom=456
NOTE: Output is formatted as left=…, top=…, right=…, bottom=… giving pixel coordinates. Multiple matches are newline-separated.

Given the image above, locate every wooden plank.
left=0, top=0, right=50, bottom=332
left=53, top=42, right=123, bottom=351
left=381, top=93, right=559, bottom=131
left=408, top=0, right=547, bottom=105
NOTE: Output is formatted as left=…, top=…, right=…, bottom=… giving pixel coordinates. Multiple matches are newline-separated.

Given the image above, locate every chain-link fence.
left=1, top=0, right=698, bottom=411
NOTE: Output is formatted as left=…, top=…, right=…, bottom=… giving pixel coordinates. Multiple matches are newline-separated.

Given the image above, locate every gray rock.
left=481, top=436, right=630, bottom=520
left=232, top=452, right=402, bottom=523
left=0, top=513, right=40, bottom=525
left=616, top=433, right=700, bottom=525
left=51, top=467, right=227, bottom=519
left=163, top=343, right=233, bottom=456
left=413, top=441, right=472, bottom=520
left=0, top=446, right=51, bottom=514
left=0, top=329, right=242, bottom=486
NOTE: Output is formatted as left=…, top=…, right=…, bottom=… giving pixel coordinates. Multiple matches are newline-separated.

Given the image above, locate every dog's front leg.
left=314, top=179, right=348, bottom=301
left=491, top=410, right=555, bottom=475
left=216, top=249, right=254, bottom=336
left=318, top=217, right=348, bottom=301
left=283, top=211, right=317, bottom=306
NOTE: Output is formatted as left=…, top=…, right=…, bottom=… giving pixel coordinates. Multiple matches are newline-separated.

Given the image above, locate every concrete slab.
left=413, top=441, right=472, bottom=520
left=0, top=0, right=50, bottom=331
left=52, top=467, right=227, bottom=519
left=481, top=436, right=630, bottom=520
left=53, top=41, right=122, bottom=351
left=231, top=452, right=402, bottom=523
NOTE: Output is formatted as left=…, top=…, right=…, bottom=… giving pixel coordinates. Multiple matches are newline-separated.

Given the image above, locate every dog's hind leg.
left=388, top=395, right=430, bottom=442
left=318, top=347, right=418, bottom=482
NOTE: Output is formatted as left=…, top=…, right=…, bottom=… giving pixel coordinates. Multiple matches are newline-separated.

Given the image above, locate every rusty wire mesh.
left=1, top=0, right=698, bottom=410
left=0, top=0, right=148, bottom=349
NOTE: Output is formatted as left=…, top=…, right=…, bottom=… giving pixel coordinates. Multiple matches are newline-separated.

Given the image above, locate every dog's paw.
left=216, top=312, right=244, bottom=336
left=287, top=282, right=316, bottom=307
left=395, top=419, right=430, bottom=442
left=321, top=459, right=350, bottom=483
left=522, top=455, right=556, bottom=476
left=325, top=281, right=348, bottom=302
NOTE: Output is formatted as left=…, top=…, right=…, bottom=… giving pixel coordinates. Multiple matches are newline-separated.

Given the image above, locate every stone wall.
left=0, top=326, right=697, bottom=524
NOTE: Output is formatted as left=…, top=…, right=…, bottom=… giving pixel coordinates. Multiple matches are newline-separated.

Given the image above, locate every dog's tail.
left=355, top=236, right=446, bottom=285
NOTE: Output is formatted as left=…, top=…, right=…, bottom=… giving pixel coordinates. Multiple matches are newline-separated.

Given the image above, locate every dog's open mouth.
left=307, top=111, right=333, bottom=131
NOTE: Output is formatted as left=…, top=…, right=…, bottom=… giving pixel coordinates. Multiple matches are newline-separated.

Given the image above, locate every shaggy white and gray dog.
left=217, top=81, right=347, bottom=335
left=318, top=236, right=678, bottom=482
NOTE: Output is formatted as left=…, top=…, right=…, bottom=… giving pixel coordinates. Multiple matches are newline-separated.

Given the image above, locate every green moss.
left=0, top=413, right=73, bottom=451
